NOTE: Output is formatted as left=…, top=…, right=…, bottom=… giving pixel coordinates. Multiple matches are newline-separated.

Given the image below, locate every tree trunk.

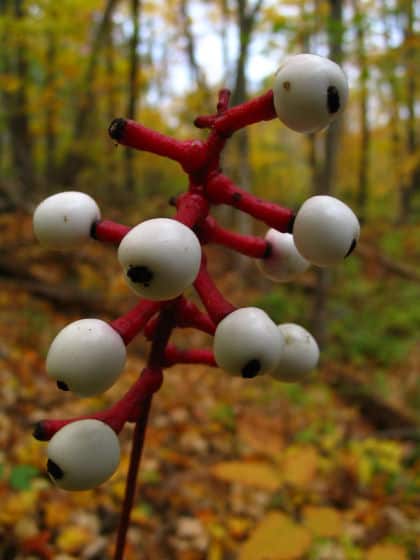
left=398, top=0, right=419, bottom=223
left=353, top=0, right=370, bottom=223
left=2, top=0, right=37, bottom=204
left=310, top=0, right=344, bottom=349
left=229, top=0, right=264, bottom=272
left=60, top=0, right=120, bottom=187
left=125, top=0, right=142, bottom=194
left=179, top=0, right=209, bottom=93
left=45, top=25, right=57, bottom=194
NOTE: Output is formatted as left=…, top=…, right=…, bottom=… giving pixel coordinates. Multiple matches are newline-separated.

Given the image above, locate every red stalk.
left=113, top=397, right=152, bottom=560
left=175, top=192, right=210, bottom=228
left=214, top=90, right=276, bottom=136
left=175, top=298, right=216, bottom=335
left=193, top=257, right=236, bottom=324
left=109, top=118, right=206, bottom=173
left=92, top=220, right=131, bottom=244
left=206, top=173, right=295, bottom=232
left=110, top=300, right=162, bottom=345
left=114, top=304, right=177, bottom=560
left=199, top=215, right=269, bottom=258
left=164, top=344, right=217, bottom=367
left=144, top=298, right=216, bottom=339
left=33, top=366, right=164, bottom=440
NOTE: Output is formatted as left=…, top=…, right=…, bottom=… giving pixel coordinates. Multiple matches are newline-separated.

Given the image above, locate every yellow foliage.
left=303, top=505, right=343, bottom=537
left=281, top=445, right=319, bottom=487
left=210, top=460, right=282, bottom=491
left=0, top=74, right=21, bottom=93
left=56, top=526, right=93, bottom=553
left=0, top=490, right=40, bottom=525
left=44, top=500, right=72, bottom=528
left=366, top=543, right=408, bottom=560
left=239, top=511, right=312, bottom=560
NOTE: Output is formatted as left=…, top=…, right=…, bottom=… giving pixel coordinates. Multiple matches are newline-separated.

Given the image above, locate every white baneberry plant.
left=32, top=54, right=359, bottom=559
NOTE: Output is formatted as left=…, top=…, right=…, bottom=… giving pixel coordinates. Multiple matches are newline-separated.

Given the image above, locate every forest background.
left=0, top=0, right=419, bottom=559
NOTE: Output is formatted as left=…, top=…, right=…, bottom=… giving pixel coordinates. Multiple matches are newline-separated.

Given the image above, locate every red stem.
left=206, top=173, right=295, bottom=232
left=164, top=344, right=217, bottom=367
left=175, top=192, right=209, bottom=227
left=34, top=366, right=163, bottom=439
left=109, top=118, right=206, bottom=174
left=193, top=257, right=236, bottom=324
left=92, top=220, right=131, bottom=244
left=113, top=303, right=177, bottom=560
left=113, top=397, right=152, bottom=560
left=110, top=300, right=162, bottom=345
left=175, top=298, right=216, bottom=335
left=199, top=215, right=269, bottom=258
left=213, top=90, right=276, bottom=136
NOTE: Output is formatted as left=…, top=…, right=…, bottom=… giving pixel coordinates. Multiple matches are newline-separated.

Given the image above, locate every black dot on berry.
left=327, top=86, right=340, bottom=114
left=127, top=265, right=154, bottom=286
left=47, top=459, right=64, bottom=480
left=57, top=380, right=69, bottom=391
left=345, top=239, right=357, bottom=258
left=241, top=359, right=261, bottom=378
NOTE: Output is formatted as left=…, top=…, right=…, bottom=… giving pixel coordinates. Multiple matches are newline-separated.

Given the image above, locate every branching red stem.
left=206, top=173, right=295, bottom=232
left=175, top=192, right=209, bottom=227
left=109, top=118, right=207, bottom=174
left=164, top=344, right=217, bottom=367
left=193, top=257, right=236, bottom=324
left=110, top=300, right=162, bottom=344
left=214, top=90, right=276, bottom=135
left=198, top=215, right=269, bottom=258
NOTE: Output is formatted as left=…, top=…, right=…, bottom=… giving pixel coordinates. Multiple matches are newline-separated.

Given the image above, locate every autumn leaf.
left=302, top=505, right=343, bottom=537
left=56, top=526, right=94, bottom=554
left=281, top=445, right=319, bottom=487
left=239, top=511, right=312, bottom=560
left=211, top=461, right=282, bottom=491
left=366, top=543, right=408, bottom=560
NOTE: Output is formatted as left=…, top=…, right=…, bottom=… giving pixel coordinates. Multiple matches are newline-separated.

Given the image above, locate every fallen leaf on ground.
left=239, top=511, right=312, bottom=560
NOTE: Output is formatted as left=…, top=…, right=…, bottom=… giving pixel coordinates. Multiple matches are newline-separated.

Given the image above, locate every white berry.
left=46, top=319, right=126, bottom=397
left=33, top=191, right=100, bottom=248
left=213, top=307, right=284, bottom=378
left=47, top=419, right=120, bottom=491
left=118, top=218, right=202, bottom=300
left=292, top=195, right=360, bottom=267
left=270, top=323, right=319, bottom=382
left=256, top=230, right=310, bottom=282
left=273, top=53, right=348, bottom=133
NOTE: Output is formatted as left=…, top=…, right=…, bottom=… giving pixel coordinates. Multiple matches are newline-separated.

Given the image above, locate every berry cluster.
left=32, top=53, right=359, bottom=548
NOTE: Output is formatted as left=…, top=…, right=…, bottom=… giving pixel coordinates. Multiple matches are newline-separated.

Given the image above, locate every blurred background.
left=0, top=0, right=419, bottom=559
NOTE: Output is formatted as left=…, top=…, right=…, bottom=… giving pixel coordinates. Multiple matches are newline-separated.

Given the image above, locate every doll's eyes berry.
left=256, top=230, right=310, bottom=282
left=47, top=419, right=120, bottom=491
left=213, top=307, right=284, bottom=378
left=118, top=218, right=202, bottom=300
left=292, top=195, right=360, bottom=267
left=46, top=319, right=126, bottom=397
left=273, top=53, right=349, bottom=133
left=270, top=323, right=320, bottom=382
left=33, top=191, right=100, bottom=248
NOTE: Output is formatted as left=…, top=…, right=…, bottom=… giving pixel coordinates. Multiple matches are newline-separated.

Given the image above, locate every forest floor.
left=0, top=211, right=419, bottom=560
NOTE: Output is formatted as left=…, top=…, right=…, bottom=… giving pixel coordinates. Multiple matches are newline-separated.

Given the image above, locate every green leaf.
left=9, top=464, right=40, bottom=491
